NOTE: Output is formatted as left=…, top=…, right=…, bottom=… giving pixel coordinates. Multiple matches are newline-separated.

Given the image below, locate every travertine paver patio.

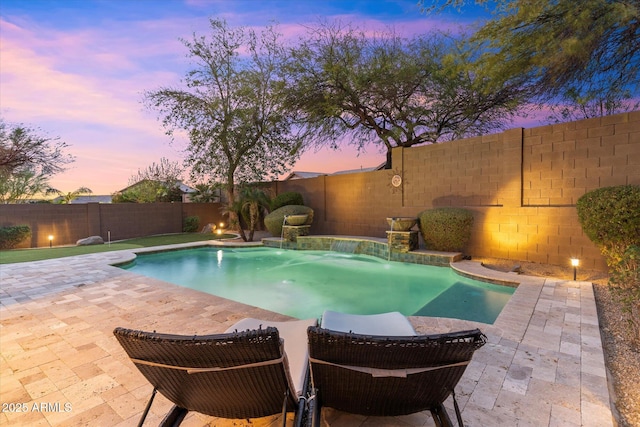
left=0, top=241, right=614, bottom=426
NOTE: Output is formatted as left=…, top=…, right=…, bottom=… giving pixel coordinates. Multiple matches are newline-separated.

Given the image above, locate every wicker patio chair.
left=307, top=323, right=486, bottom=427
left=114, top=317, right=316, bottom=427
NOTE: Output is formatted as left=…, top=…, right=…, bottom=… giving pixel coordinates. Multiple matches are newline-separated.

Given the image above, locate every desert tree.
left=144, top=19, right=307, bottom=229
left=0, top=119, right=72, bottom=203
left=0, top=169, right=57, bottom=204
left=113, top=157, right=184, bottom=203
left=286, top=23, right=528, bottom=168
left=0, top=119, right=72, bottom=177
left=420, top=0, right=640, bottom=112
left=545, top=81, right=640, bottom=123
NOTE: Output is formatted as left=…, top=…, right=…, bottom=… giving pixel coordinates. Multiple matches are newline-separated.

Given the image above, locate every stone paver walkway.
left=0, top=242, right=614, bottom=426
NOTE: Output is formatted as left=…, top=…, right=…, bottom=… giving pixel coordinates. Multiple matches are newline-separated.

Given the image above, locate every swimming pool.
left=121, top=247, right=515, bottom=323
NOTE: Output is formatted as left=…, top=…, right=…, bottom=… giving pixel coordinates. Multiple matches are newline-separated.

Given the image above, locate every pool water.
left=121, top=247, right=515, bottom=323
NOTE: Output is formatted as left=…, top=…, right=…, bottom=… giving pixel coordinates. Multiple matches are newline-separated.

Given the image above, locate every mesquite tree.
left=144, top=19, right=307, bottom=230
left=0, top=119, right=72, bottom=203
left=286, top=23, right=527, bottom=167
left=420, top=0, right=640, bottom=113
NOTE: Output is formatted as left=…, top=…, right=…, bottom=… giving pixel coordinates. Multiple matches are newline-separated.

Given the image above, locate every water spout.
left=388, top=219, right=395, bottom=261
left=280, top=216, right=288, bottom=249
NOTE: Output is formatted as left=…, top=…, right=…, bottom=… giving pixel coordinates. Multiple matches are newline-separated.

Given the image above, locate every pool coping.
left=0, top=237, right=614, bottom=426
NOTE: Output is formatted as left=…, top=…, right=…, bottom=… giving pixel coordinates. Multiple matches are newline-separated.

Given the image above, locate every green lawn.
left=0, top=233, right=237, bottom=264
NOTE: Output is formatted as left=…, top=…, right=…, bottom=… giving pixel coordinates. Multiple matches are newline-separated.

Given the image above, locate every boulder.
left=201, top=223, right=217, bottom=234
left=76, top=235, right=104, bottom=246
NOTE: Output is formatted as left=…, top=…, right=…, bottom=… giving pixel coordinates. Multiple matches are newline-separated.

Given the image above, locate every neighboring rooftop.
left=284, top=162, right=386, bottom=180
left=66, top=195, right=113, bottom=204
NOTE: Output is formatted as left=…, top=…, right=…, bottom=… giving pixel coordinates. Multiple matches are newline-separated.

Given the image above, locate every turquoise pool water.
left=121, top=247, right=515, bottom=323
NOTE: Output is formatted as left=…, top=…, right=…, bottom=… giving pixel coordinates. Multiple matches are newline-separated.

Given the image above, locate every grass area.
left=0, top=233, right=237, bottom=264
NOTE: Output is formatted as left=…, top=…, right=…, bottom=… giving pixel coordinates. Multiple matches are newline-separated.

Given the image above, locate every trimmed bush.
left=182, top=216, right=200, bottom=233
left=577, top=185, right=640, bottom=291
left=0, top=225, right=32, bottom=249
left=418, top=207, right=474, bottom=252
left=270, top=191, right=304, bottom=211
left=576, top=185, right=640, bottom=248
left=264, top=205, right=314, bottom=237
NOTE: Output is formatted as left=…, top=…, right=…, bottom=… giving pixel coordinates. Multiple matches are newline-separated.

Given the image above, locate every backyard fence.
left=0, top=202, right=224, bottom=249
left=1, top=111, right=639, bottom=270
left=274, top=111, right=640, bottom=271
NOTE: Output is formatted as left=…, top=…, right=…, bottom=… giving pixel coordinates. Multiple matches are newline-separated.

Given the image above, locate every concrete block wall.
left=277, top=111, right=640, bottom=271
left=2, top=111, right=637, bottom=271
left=0, top=203, right=225, bottom=249
left=0, top=204, right=93, bottom=249
left=182, top=203, right=226, bottom=231
left=97, top=203, right=183, bottom=242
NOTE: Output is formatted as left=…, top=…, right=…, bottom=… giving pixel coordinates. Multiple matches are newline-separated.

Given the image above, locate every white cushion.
left=321, top=310, right=416, bottom=336
left=225, top=317, right=317, bottom=396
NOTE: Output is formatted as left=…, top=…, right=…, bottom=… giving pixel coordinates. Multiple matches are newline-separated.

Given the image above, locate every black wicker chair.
left=114, top=320, right=314, bottom=427
left=307, top=326, right=487, bottom=427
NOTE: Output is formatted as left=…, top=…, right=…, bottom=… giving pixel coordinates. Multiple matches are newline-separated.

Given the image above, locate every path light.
left=571, top=258, right=580, bottom=280
left=48, top=235, right=54, bottom=248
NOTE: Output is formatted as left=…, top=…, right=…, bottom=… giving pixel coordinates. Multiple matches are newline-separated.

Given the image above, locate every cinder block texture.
left=277, top=112, right=639, bottom=271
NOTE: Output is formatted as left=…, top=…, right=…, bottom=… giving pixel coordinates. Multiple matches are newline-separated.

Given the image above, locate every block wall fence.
left=0, top=203, right=225, bottom=249
left=1, top=111, right=638, bottom=270
left=275, top=111, right=640, bottom=271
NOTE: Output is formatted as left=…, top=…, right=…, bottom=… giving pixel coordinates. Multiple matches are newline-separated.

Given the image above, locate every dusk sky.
left=1, top=0, right=529, bottom=195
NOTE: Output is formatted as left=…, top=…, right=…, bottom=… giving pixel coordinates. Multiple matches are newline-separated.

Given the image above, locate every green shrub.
left=418, top=207, right=474, bottom=252
left=182, top=216, right=199, bottom=233
left=609, top=245, right=640, bottom=290
left=271, top=192, right=304, bottom=211
left=0, top=225, right=32, bottom=249
left=264, top=205, right=314, bottom=237
left=576, top=185, right=640, bottom=247
left=577, top=185, right=640, bottom=291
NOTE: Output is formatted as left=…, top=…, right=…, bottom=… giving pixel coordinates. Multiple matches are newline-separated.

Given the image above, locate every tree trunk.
left=385, top=149, right=392, bottom=169
left=225, top=183, right=247, bottom=241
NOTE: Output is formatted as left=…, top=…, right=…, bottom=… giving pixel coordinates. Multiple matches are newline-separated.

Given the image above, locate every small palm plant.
left=240, top=186, right=271, bottom=242
left=53, top=187, right=93, bottom=204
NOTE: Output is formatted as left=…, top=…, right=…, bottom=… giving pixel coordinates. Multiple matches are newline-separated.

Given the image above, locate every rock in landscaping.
left=76, top=235, right=104, bottom=246
left=201, top=223, right=217, bottom=234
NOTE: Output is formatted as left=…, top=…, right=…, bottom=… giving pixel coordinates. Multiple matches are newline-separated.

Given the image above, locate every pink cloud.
left=0, top=4, right=498, bottom=196
left=0, top=17, right=190, bottom=194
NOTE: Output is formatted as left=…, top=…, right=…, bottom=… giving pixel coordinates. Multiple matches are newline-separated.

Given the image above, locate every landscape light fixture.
left=571, top=258, right=580, bottom=280
left=48, top=235, right=54, bottom=248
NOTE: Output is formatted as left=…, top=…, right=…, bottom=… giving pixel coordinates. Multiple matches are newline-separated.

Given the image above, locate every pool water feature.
left=121, top=247, right=515, bottom=323
left=330, top=240, right=361, bottom=253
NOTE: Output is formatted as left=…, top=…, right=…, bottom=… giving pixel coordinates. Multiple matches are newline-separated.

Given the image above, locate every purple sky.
left=1, top=0, right=541, bottom=195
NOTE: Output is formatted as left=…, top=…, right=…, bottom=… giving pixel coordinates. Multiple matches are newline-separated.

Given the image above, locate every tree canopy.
left=0, top=119, right=72, bottom=203
left=113, top=157, right=184, bottom=203
left=420, top=0, right=640, bottom=104
left=0, top=119, right=72, bottom=177
left=144, top=19, right=308, bottom=222
left=286, top=23, right=527, bottom=166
